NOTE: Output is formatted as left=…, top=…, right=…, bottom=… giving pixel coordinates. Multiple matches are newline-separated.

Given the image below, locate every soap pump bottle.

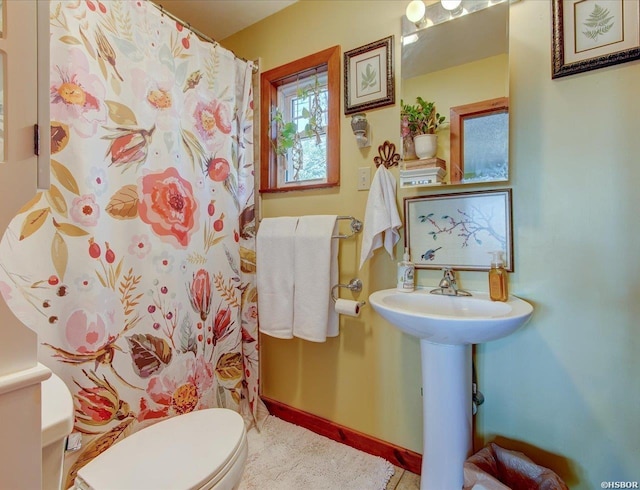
left=397, top=247, right=415, bottom=293
left=488, top=251, right=508, bottom=302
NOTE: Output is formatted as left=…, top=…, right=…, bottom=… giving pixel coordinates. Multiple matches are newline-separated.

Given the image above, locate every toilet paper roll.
left=334, top=299, right=362, bottom=317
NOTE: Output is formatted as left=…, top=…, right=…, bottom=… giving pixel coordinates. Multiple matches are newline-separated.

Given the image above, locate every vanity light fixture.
left=350, top=113, right=370, bottom=148
left=440, top=0, right=462, bottom=11
left=405, top=0, right=426, bottom=23
left=404, top=0, right=510, bottom=31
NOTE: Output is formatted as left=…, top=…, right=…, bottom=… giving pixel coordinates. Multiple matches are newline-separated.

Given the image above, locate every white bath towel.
left=256, top=217, right=299, bottom=339
left=359, top=165, right=402, bottom=269
left=293, top=215, right=339, bottom=342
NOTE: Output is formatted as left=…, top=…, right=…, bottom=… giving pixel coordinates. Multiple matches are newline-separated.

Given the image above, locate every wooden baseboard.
left=261, top=396, right=422, bottom=475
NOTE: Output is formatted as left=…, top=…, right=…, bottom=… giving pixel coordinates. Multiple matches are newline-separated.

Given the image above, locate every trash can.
left=463, top=442, right=569, bottom=490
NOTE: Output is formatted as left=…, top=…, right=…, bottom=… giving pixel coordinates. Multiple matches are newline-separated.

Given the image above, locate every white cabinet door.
left=0, top=2, right=44, bottom=489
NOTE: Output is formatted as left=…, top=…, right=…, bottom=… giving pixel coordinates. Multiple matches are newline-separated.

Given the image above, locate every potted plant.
left=401, top=97, right=445, bottom=159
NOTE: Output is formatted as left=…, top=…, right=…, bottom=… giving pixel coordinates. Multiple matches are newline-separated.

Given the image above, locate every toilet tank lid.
left=41, top=373, right=74, bottom=448
left=76, top=408, right=246, bottom=490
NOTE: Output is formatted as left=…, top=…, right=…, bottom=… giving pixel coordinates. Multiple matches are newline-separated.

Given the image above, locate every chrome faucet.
left=430, top=267, right=472, bottom=297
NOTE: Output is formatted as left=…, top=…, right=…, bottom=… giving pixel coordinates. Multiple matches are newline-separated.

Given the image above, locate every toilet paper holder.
left=331, top=278, right=366, bottom=306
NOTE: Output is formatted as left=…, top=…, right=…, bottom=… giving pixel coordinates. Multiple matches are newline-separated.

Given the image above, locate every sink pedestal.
left=420, top=340, right=472, bottom=490
left=368, top=288, right=534, bottom=490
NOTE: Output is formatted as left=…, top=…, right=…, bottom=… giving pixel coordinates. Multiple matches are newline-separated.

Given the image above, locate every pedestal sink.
left=369, top=288, right=533, bottom=490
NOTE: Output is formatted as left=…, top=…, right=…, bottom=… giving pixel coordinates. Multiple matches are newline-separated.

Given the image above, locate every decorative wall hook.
left=374, top=141, right=400, bottom=168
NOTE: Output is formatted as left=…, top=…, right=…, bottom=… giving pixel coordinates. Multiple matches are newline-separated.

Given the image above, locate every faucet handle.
left=431, top=266, right=472, bottom=297
left=439, top=267, right=453, bottom=288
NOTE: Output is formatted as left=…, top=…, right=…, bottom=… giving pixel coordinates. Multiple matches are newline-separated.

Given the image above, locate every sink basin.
left=369, top=288, right=533, bottom=345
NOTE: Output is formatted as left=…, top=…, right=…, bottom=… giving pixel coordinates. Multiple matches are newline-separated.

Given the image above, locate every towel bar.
left=333, top=216, right=363, bottom=239
left=331, top=278, right=365, bottom=304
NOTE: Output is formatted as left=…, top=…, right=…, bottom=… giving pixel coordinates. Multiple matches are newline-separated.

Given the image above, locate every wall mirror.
left=401, top=0, right=510, bottom=186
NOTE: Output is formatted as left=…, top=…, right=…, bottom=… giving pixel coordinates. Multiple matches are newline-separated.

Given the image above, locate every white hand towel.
left=293, top=215, right=339, bottom=342
left=256, top=217, right=299, bottom=339
left=359, top=165, right=402, bottom=269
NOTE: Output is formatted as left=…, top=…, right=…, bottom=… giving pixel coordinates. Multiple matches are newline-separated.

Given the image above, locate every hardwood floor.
left=386, top=466, right=421, bottom=489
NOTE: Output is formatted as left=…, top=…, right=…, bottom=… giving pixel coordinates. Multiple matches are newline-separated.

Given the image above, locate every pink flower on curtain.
left=188, top=269, right=212, bottom=322
left=62, top=291, right=124, bottom=354
left=184, top=93, right=233, bottom=153
left=153, top=251, right=175, bottom=274
left=131, top=65, right=181, bottom=131
left=127, top=234, right=152, bottom=259
left=50, top=48, right=107, bottom=137
left=86, top=167, right=109, bottom=196
left=138, top=167, right=199, bottom=248
left=242, top=304, right=258, bottom=327
left=70, top=194, right=100, bottom=227
left=193, top=99, right=232, bottom=135
left=139, top=353, right=214, bottom=420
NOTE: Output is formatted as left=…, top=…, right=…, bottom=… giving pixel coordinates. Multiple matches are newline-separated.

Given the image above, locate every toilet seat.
left=74, top=408, right=247, bottom=490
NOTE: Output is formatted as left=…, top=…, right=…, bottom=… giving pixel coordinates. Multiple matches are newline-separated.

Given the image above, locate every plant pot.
left=414, top=133, right=438, bottom=159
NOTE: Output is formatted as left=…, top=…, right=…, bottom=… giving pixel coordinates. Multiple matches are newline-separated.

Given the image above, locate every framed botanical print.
left=344, top=36, right=394, bottom=115
left=552, top=0, right=640, bottom=78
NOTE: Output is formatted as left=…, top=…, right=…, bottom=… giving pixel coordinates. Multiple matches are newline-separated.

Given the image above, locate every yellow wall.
left=225, top=0, right=425, bottom=454
left=221, top=1, right=640, bottom=488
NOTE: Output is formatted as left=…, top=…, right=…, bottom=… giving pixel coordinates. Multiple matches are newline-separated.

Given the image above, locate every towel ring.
left=331, top=278, right=364, bottom=302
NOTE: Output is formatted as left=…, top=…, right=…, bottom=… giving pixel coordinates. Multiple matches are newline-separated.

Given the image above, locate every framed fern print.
left=344, top=36, right=394, bottom=115
left=552, top=0, right=640, bottom=78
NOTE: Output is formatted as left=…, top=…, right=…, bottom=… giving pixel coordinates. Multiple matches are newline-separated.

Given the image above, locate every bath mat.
left=239, top=415, right=395, bottom=490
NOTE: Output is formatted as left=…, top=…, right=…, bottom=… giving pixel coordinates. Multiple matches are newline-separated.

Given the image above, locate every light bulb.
left=406, top=0, right=426, bottom=23
left=441, top=0, right=462, bottom=10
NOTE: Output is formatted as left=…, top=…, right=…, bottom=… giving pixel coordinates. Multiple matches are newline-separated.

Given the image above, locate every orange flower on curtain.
left=138, top=167, right=199, bottom=248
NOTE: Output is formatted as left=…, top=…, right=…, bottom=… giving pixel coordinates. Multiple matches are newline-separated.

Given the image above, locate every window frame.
left=260, top=46, right=340, bottom=193
left=449, top=97, right=509, bottom=184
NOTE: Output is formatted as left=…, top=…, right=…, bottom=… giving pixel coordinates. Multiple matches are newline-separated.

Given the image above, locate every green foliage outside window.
left=272, top=76, right=327, bottom=182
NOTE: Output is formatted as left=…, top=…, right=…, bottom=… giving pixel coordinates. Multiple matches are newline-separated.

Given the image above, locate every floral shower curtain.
left=0, top=0, right=266, bottom=486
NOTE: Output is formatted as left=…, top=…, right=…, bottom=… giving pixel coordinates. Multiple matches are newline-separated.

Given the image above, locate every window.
left=277, top=72, right=328, bottom=184
left=260, top=46, right=340, bottom=192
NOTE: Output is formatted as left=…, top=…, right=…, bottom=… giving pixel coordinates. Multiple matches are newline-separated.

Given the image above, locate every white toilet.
left=73, top=408, right=248, bottom=490
left=41, top=372, right=74, bottom=490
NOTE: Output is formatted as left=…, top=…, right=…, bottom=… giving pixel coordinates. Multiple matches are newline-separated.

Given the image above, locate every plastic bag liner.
left=463, top=442, right=569, bottom=490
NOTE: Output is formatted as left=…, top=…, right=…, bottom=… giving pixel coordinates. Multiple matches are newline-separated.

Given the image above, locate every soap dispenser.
left=397, top=247, right=415, bottom=292
left=488, top=251, right=508, bottom=302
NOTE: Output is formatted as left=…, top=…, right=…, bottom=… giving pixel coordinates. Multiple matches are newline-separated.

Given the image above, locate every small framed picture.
left=552, top=0, right=640, bottom=79
left=344, top=36, right=394, bottom=115
left=404, top=189, right=513, bottom=271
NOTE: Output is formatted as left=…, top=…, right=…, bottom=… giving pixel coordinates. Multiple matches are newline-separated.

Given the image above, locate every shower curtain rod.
left=150, top=1, right=259, bottom=72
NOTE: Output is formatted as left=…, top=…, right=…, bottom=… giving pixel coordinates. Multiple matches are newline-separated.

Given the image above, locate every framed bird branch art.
left=404, top=189, right=513, bottom=271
